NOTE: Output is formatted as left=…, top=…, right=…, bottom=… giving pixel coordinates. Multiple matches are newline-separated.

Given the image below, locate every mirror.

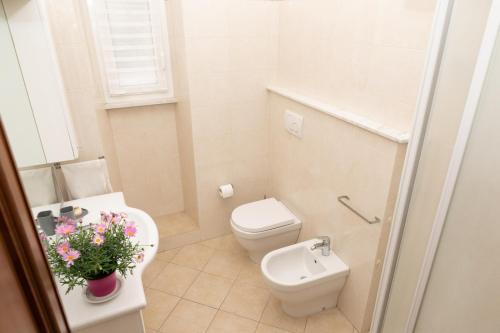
left=0, top=4, right=46, bottom=167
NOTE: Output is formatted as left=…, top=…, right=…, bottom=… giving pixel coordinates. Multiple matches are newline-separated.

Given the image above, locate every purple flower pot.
left=87, top=271, right=117, bottom=297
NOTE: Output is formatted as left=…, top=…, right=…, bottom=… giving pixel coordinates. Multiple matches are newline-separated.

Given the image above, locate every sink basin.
left=261, top=238, right=349, bottom=317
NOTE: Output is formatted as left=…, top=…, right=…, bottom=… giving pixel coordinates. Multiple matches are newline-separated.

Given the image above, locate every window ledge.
left=104, top=97, right=178, bottom=110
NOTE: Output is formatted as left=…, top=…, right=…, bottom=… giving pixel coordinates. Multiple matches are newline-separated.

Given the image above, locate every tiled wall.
left=45, top=0, right=186, bottom=218
left=45, top=0, right=103, bottom=162
left=268, top=93, right=406, bottom=331
left=108, top=105, right=184, bottom=217
left=178, top=0, right=280, bottom=238
left=168, top=0, right=199, bottom=222
left=276, top=0, right=436, bottom=133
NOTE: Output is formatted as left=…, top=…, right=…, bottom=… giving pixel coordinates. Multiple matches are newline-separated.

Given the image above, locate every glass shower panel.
left=415, top=23, right=500, bottom=333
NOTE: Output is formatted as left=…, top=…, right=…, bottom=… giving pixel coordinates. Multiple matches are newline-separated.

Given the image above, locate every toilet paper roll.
left=218, top=184, right=234, bottom=199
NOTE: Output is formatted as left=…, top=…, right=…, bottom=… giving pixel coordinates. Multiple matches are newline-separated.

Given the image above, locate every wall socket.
left=284, top=110, right=303, bottom=139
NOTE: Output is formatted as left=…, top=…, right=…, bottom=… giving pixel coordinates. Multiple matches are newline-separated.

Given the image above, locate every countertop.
left=32, top=192, right=159, bottom=331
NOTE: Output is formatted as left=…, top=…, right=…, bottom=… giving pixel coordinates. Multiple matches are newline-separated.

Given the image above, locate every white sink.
left=261, top=238, right=349, bottom=317
left=32, top=192, right=159, bottom=332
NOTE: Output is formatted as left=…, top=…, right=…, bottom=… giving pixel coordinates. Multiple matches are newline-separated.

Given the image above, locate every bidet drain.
left=299, top=275, right=307, bottom=280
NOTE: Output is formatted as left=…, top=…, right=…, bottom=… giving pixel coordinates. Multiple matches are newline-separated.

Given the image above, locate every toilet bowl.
left=261, top=238, right=349, bottom=317
left=230, top=198, right=301, bottom=263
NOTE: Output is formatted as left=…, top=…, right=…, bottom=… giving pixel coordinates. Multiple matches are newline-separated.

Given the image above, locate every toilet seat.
left=230, top=198, right=302, bottom=262
left=231, top=198, right=296, bottom=233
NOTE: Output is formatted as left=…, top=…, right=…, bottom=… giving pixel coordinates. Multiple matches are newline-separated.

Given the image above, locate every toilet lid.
left=231, top=198, right=296, bottom=233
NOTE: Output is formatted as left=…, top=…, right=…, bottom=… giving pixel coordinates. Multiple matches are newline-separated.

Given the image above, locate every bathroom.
left=1, top=0, right=499, bottom=332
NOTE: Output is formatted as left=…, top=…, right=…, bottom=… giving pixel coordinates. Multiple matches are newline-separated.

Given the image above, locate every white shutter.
left=87, top=0, right=172, bottom=100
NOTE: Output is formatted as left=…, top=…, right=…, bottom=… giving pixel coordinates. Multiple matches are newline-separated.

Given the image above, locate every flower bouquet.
left=43, top=212, right=146, bottom=297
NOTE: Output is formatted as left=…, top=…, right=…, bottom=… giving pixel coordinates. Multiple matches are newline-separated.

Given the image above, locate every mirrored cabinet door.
left=0, top=4, right=46, bottom=167
left=0, top=0, right=78, bottom=168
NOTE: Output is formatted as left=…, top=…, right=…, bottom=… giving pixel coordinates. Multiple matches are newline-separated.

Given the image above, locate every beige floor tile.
left=256, top=323, right=293, bottom=333
left=156, top=247, right=181, bottom=262
left=143, top=259, right=168, bottom=287
left=156, top=213, right=198, bottom=238
left=221, top=282, right=270, bottom=321
left=305, top=308, right=354, bottom=333
left=201, top=234, right=246, bottom=254
left=206, top=311, right=258, bottom=333
left=146, top=329, right=159, bottom=333
left=160, top=299, right=217, bottom=333
left=261, top=297, right=307, bottom=333
left=171, top=243, right=215, bottom=270
left=184, top=272, right=233, bottom=308
left=236, top=259, right=268, bottom=289
left=203, top=250, right=247, bottom=279
left=143, top=289, right=179, bottom=330
left=149, top=263, right=199, bottom=297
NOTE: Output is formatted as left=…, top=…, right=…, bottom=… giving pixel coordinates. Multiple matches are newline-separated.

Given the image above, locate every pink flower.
left=39, top=231, right=48, bottom=250
left=135, top=252, right=144, bottom=263
left=63, top=249, right=80, bottom=267
left=38, top=231, right=47, bottom=242
left=56, top=241, right=70, bottom=256
left=120, top=212, right=128, bottom=218
left=55, top=223, right=76, bottom=236
left=111, top=213, right=122, bottom=224
left=100, top=212, right=112, bottom=224
left=124, top=222, right=137, bottom=237
left=94, top=223, right=108, bottom=234
left=92, top=234, right=105, bottom=246
left=57, top=216, right=76, bottom=225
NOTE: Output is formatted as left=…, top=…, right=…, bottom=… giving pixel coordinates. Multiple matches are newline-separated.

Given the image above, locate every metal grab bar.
left=337, top=195, right=381, bottom=224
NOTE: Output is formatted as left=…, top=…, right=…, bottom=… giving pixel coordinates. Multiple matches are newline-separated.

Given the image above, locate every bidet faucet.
left=310, top=236, right=331, bottom=256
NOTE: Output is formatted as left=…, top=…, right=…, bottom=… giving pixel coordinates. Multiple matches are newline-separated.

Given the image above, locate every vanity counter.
left=32, top=192, right=159, bottom=332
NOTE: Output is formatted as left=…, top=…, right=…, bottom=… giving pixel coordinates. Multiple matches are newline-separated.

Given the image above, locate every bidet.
left=261, top=238, right=349, bottom=317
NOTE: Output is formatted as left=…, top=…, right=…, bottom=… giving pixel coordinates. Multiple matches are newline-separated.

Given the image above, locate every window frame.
left=86, top=0, right=175, bottom=109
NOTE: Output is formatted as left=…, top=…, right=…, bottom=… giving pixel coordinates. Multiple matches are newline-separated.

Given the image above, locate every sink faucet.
left=310, top=236, right=331, bottom=256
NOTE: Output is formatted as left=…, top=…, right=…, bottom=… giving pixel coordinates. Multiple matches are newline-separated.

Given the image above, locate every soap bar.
left=74, top=206, right=82, bottom=217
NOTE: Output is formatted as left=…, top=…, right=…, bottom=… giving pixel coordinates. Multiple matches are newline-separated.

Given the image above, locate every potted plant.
left=43, top=212, right=146, bottom=297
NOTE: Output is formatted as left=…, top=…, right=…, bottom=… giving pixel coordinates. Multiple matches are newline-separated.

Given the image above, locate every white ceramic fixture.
left=31, top=192, right=159, bottom=333
left=230, top=198, right=301, bottom=263
left=261, top=238, right=349, bottom=317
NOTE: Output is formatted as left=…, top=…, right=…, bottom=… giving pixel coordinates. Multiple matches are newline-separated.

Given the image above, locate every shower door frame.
left=370, top=0, right=500, bottom=332
left=369, top=0, right=455, bottom=331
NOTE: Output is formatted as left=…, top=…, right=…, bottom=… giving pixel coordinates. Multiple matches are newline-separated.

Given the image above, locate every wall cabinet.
left=0, top=0, right=78, bottom=168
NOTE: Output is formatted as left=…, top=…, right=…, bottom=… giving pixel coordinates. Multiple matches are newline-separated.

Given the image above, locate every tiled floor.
left=154, top=212, right=199, bottom=238
left=143, top=234, right=358, bottom=333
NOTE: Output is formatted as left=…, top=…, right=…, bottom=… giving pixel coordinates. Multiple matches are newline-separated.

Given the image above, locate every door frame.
left=0, top=118, right=69, bottom=332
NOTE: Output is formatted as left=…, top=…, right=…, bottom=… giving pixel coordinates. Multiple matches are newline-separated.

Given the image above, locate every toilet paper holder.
left=218, top=184, right=234, bottom=199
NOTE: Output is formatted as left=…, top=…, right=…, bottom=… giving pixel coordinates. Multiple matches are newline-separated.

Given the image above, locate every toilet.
left=230, top=198, right=302, bottom=263
left=261, top=239, right=349, bottom=317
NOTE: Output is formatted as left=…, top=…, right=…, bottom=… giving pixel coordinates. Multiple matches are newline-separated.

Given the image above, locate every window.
left=86, top=0, right=174, bottom=108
